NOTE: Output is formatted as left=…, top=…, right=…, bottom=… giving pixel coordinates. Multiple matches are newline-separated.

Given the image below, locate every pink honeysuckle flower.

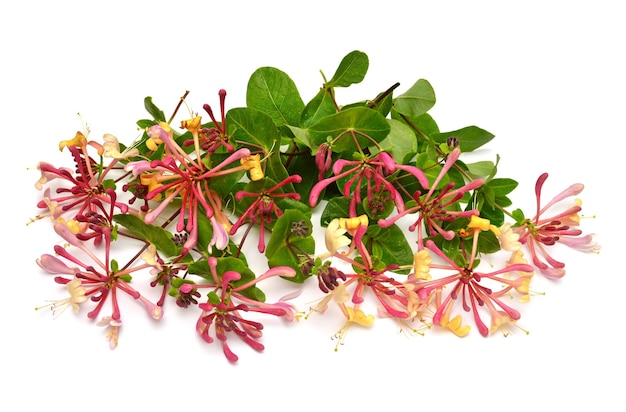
left=182, top=89, right=235, bottom=154
left=37, top=221, right=162, bottom=346
left=34, top=146, right=129, bottom=222
left=309, top=151, right=428, bottom=217
left=188, top=257, right=297, bottom=362
left=124, top=123, right=253, bottom=254
left=408, top=225, right=535, bottom=337
left=378, top=147, right=482, bottom=247
left=230, top=175, right=302, bottom=253
left=514, top=173, right=600, bottom=278
left=332, top=225, right=413, bottom=320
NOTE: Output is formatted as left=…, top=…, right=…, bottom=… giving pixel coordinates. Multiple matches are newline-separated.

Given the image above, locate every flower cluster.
left=31, top=51, right=599, bottom=361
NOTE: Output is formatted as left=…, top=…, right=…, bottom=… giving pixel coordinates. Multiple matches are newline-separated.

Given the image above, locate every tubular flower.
left=333, top=225, right=413, bottom=320
left=35, top=278, right=88, bottom=318
left=498, top=222, right=522, bottom=251
left=412, top=249, right=432, bottom=281
left=124, top=121, right=252, bottom=253
left=102, top=133, right=139, bottom=159
left=241, top=154, right=264, bottom=181
left=183, top=89, right=234, bottom=154
left=309, top=151, right=429, bottom=217
left=324, top=218, right=352, bottom=256
left=332, top=305, right=375, bottom=351
left=34, top=143, right=129, bottom=222
left=36, top=221, right=163, bottom=347
left=230, top=175, right=302, bottom=253
left=514, top=173, right=600, bottom=278
left=408, top=224, right=534, bottom=337
left=378, top=147, right=482, bottom=246
left=191, top=257, right=297, bottom=362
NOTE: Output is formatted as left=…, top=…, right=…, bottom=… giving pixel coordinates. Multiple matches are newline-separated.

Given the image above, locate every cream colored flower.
left=102, top=133, right=139, bottom=159
left=498, top=222, right=521, bottom=251
left=324, top=218, right=351, bottom=255
left=36, top=278, right=87, bottom=318
left=140, top=244, right=162, bottom=272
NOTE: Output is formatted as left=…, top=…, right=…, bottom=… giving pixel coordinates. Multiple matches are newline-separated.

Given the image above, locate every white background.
left=2, top=1, right=621, bottom=410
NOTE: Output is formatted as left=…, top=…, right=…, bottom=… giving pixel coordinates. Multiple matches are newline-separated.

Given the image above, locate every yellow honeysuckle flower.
left=55, top=217, right=84, bottom=235
left=240, top=154, right=264, bottom=181
left=413, top=249, right=432, bottom=280
left=180, top=116, right=202, bottom=134
left=333, top=305, right=375, bottom=351
left=59, top=131, right=87, bottom=152
left=338, top=214, right=368, bottom=235
left=441, top=313, right=471, bottom=337
left=468, top=215, right=500, bottom=235
left=345, top=306, right=375, bottom=326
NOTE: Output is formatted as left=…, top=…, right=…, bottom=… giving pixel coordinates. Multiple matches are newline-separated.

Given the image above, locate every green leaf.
left=265, top=209, right=315, bottom=283
left=327, top=50, right=369, bottom=88
left=393, top=79, right=436, bottom=117
left=113, top=214, right=180, bottom=257
left=144, top=96, right=166, bottom=122
left=512, top=208, right=526, bottom=225
left=246, top=67, right=305, bottom=127
left=300, top=89, right=337, bottom=128
left=226, top=107, right=280, bottom=151
left=488, top=178, right=518, bottom=197
left=371, top=119, right=417, bottom=164
left=368, top=224, right=414, bottom=274
left=308, top=107, right=390, bottom=154
left=433, top=126, right=495, bottom=153
left=466, top=161, right=495, bottom=178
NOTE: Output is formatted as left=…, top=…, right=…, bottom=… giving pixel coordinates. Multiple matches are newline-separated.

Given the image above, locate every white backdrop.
left=3, top=1, right=620, bottom=410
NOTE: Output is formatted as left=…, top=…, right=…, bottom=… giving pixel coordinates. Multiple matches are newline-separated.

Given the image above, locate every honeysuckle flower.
left=378, top=147, right=482, bottom=246
left=140, top=244, right=162, bottom=272
left=467, top=215, right=500, bottom=235
left=240, top=154, right=264, bottom=181
left=58, top=131, right=87, bottom=151
left=34, top=143, right=129, bottom=223
left=315, top=142, right=333, bottom=180
left=409, top=229, right=534, bottom=337
left=504, top=250, right=535, bottom=303
left=309, top=151, right=428, bottom=217
left=191, top=257, right=297, bottom=362
left=230, top=175, right=302, bottom=253
left=125, top=133, right=253, bottom=253
left=412, top=249, right=432, bottom=280
left=307, top=282, right=351, bottom=316
left=514, top=173, right=600, bottom=278
left=180, top=90, right=234, bottom=154
left=440, top=312, right=471, bottom=338
left=333, top=225, right=412, bottom=319
left=102, top=133, right=139, bottom=159
left=325, top=218, right=351, bottom=255
left=35, top=278, right=87, bottom=317
left=37, top=221, right=163, bottom=345
left=498, top=222, right=522, bottom=251
left=97, top=316, right=122, bottom=350
left=332, top=305, right=375, bottom=350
